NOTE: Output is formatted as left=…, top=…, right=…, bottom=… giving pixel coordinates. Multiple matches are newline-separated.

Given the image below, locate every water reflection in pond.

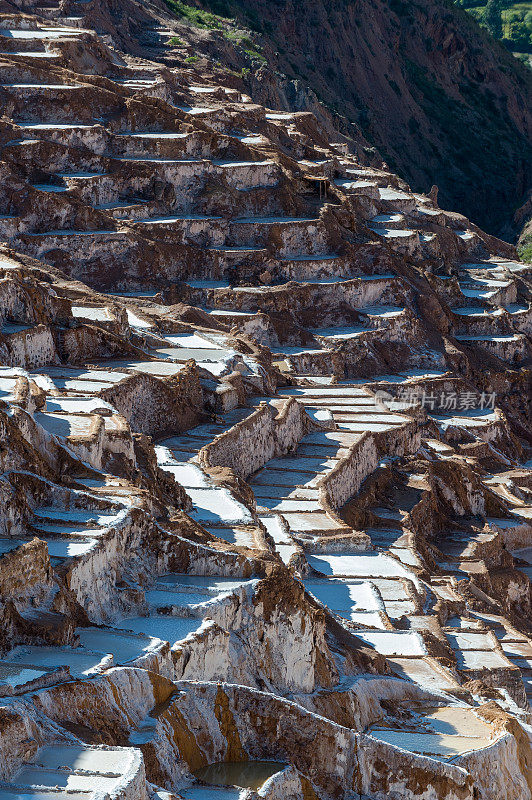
left=193, top=760, right=287, bottom=790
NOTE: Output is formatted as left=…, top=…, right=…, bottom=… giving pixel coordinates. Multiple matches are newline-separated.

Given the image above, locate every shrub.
left=163, top=0, right=231, bottom=29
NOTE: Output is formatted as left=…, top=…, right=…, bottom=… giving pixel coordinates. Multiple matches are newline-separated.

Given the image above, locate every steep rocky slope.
left=160, top=0, right=532, bottom=237
left=17, top=0, right=530, bottom=235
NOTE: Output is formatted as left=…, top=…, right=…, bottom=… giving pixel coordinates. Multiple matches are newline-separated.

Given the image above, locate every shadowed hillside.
left=179, top=0, right=532, bottom=237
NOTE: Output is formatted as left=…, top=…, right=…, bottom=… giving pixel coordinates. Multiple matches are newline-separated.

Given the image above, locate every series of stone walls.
left=199, top=397, right=311, bottom=480
left=319, top=419, right=421, bottom=511
left=319, top=432, right=378, bottom=511
left=165, top=681, right=477, bottom=800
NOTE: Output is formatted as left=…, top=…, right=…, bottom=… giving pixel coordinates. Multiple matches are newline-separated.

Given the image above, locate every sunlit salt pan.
left=303, top=579, right=384, bottom=618
left=355, top=629, right=426, bottom=656
left=187, top=487, right=253, bottom=525
left=306, top=552, right=421, bottom=590
left=115, top=616, right=203, bottom=643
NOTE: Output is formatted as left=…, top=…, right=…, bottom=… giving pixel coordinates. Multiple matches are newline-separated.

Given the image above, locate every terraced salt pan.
left=252, top=485, right=319, bottom=501
left=270, top=346, right=328, bottom=356
left=432, top=406, right=496, bottom=423
left=115, top=131, right=189, bottom=139
left=453, top=649, right=511, bottom=669
left=95, top=360, right=187, bottom=379
left=0, top=662, right=51, bottom=688
left=44, top=396, right=116, bottom=414
left=154, top=346, right=236, bottom=363
left=187, top=280, right=231, bottom=289
left=456, top=332, right=522, bottom=343
left=58, top=171, right=107, bottom=178
left=386, top=657, right=460, bottom=691
left=32, top=507, right=122, bottom=527
left=44, top=538, right=98, bottom=559
left=0, top=51, right=61, bottom=57
left=32, top=367, right=129, bottom=386
left=251, top=469, right=322, bottom=488
left=31, top=517, right=107, bottom=536
left=2, top=83, right=82, bottom=89
left=258, top=515, right=297, bottom=564
left=203, top=526, right=256, bottom=548
left=12, top=768, right=119, bottom=792
left=32, top=745, right=133, bottom=773
left=446, top=631, right=499, bottom=650
left=303, top=579, right=384, bottom=620
left=336, top=421, right=407, bottom=433
left=183, top=788, right=242, bottom=800
left=371, top=228, right=415, bottom=238
left=32, top=183, right=68, bottom=192
left=355, top=629, right=426, bottom=656
left=214, top=160, right=275, bottom=169
left=369, top=707, right=494, bottom=758
left=158, top=461, right=210, bottom=489
left=0, top=538, right=28, bottom=556
left=372, top=369, right=448, bottom=382
left=379, top=188, right=412, bottom=201
left=71, top=305, right=113, bottom=321
left=280, top=512, right=343, bottom=533
left=371, top=213, right=404, bottom=224
left=164, top=333, right=224, bottom=349
left=451, top=306, right=503, bottom=317
left=34, top=412, right=96, bottom=438
left=282, top=387, right=372, bottom=398
left=157, top=574, right=250, bottom=594
left=306, top=552, right=421, bottom=591
left=303, top=431, right=364, bottom=447
left=18, top=123, right=97, bottom=131
left=2, top=645, right=108, bottom=676
left=114, top=616, right=203, bottom=643
left=27, top=228, right=118, bottom=237
left=0, top=28, right=84, bottom=38
left=145, top=588, right=232, bottom=609
left=263, top=455, right=338, bottom=472
left=193, top=761, right=287, bottom=790
left=0, top=380, right=17, bottom=401
left=312, top=325, right=366, bottom=339
left=134, top=215, right=223, bottom=225
left=1, top=322, right=32, bottom=334
left=187, top=487, right=253, bottom=525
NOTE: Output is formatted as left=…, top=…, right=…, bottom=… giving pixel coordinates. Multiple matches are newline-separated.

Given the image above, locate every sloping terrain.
left=111, top=0, right=532, bottom=237
left=0, top=4, right=531, bottom=800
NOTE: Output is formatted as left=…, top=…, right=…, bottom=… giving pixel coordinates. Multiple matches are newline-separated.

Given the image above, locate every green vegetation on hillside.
left=455, top=0, right=532, bottom=55
left=163, top=0, right=267, bottom=61
left=519, top=233, right=532, bottom=261
left=163, top=0, right=231, bottom=29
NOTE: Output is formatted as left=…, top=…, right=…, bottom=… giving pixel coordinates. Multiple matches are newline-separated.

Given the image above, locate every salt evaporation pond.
left=193, top=761, right=287, bottom=790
